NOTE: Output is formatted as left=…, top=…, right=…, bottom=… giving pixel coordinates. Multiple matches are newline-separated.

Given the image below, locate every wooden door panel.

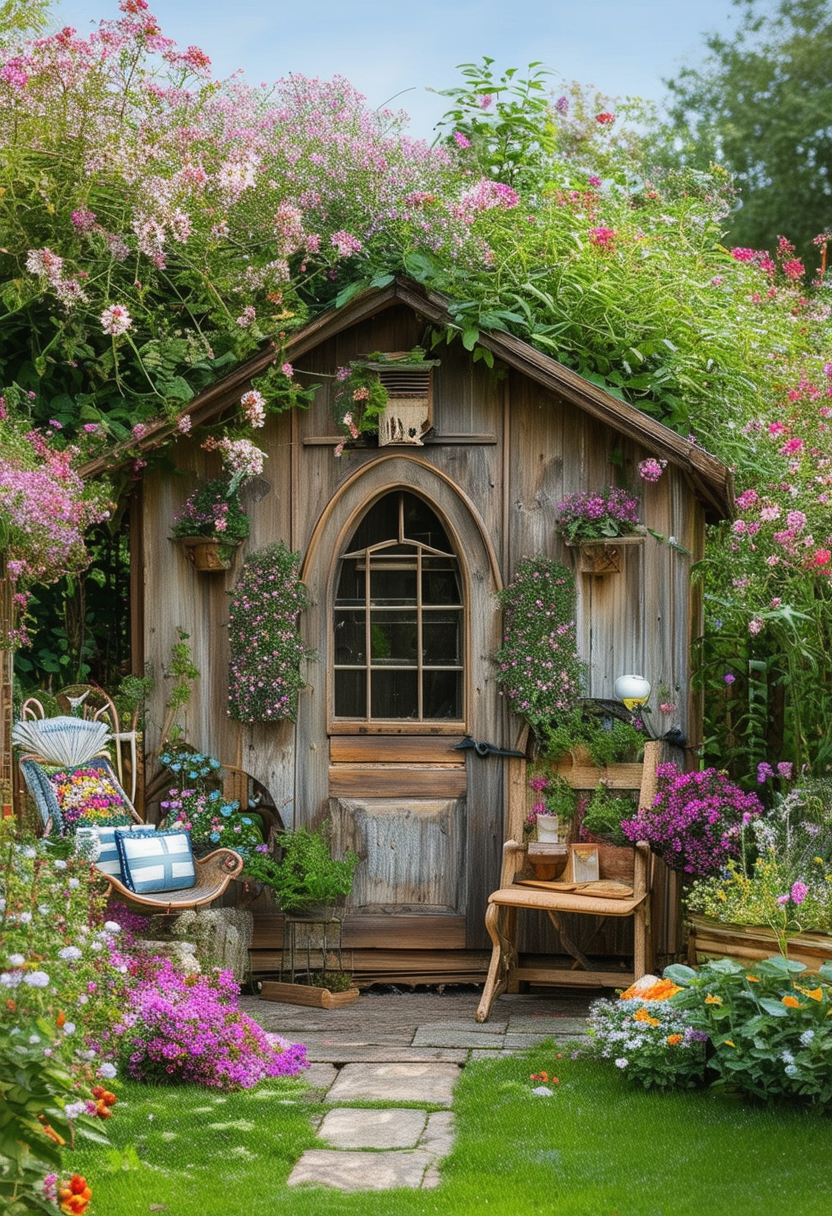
left=329, top=796, right=465, bottom=912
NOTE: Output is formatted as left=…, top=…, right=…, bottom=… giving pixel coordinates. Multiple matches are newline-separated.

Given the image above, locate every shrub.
left=666, top=956, right=832, bottom=1108
left=120, top=957, right=307, bottom=1089
left=587, top=977, right=707, bottom=1090
left=621, top=762, right=764, bottom=877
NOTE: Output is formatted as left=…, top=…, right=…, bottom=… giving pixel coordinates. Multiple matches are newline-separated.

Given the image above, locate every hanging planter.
left=175, top=535, right=241, bottom=572
left=564, top=532, right=645, bottom=575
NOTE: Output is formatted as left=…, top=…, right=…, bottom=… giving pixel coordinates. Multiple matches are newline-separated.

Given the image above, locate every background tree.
left=655, top=0, right=832, bottom=265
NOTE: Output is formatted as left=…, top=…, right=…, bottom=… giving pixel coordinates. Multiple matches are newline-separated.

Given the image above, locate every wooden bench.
left=475, top=740, right=660, bottom=1022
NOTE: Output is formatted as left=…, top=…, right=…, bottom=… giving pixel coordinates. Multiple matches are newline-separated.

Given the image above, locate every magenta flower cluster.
left=495, top=557, right=584, bottom=730
left=556, top=486, right=640, bottom=543
left=227, top=542, right=314, bottom=723
left=121, top=958, right=308, bottom=1089
left=621, top=763, right=765, bottom=877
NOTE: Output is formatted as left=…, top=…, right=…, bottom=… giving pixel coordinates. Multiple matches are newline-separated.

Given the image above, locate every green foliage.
left=667, top=955, right=832, bottom=1108
left=226, top=542, right=314, bottom=724
left=494, top=557, right=584, bottom=734
left=655, top=0, right=832, bottom=264
left=580, top=783, right=636, bottom=845
left=159, top=628, right=200, bottom=744
left=587, top=991, right=706, bottom=1090
left=432, top=58, right=556, bottom=188
left=169, top=479, right=250, bottom=544
left=242, top=825, right=357, bottom=913
left=540, top=709, right=643, bottom=767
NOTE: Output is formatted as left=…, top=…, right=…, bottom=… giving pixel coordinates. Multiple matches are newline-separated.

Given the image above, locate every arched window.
left=333, top=491, right=464, bottom=723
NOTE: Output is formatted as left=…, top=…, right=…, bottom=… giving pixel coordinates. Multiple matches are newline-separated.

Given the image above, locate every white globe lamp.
left=614, top=674, right=651, bottom=711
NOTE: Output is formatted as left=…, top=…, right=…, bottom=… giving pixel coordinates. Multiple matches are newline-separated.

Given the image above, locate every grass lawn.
left=74, top=1047, right=832, bottom=1216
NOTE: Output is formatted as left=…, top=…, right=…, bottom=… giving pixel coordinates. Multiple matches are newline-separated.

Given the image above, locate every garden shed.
left=111, top=278, right=732, bottom=978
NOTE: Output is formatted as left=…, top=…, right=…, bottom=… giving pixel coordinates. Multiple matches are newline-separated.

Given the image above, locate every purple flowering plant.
left=157, top=746, right=263, bottom=855
left=227, top=542, right=315, bottom=723
left=621, top=762, right=764, bottom=877
left=119, top=956, right=308, bottom=1090
left=555, top=486, right=641, bottom=544
left=170, top=477, right=249, bottom=548
left=494, top=557, right=584, bottom=732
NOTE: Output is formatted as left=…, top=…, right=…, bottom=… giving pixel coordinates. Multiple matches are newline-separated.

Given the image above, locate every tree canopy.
left=656, top=0, right=832, bottom=265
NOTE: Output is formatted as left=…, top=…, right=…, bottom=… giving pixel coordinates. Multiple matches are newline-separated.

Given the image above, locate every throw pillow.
left=115, top=828, right=196, bottom=894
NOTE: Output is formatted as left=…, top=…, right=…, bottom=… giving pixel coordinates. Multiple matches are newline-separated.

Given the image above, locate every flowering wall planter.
left=175, top=536, right=240, bottom=572
left=565, top=533, right=645, bottom=576
left=687, top=913, right=832, bottom=972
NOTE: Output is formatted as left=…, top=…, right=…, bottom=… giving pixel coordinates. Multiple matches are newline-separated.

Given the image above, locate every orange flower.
left=620, top=978, right=681, bottom=1002
left=781, top=995, right=802, bottom=1008
left=745, top=975, right=760, bottom=983
left=796, top=986, right=823, bottom=1002
left=530, top=1071, right=548, bottom=1082
left=666, top=1034, right=683, bottom=1046
left=705, top=994, right=722, bottom=1005
left=633, top=1008, right=660, bottom=1026
left=59, top=1175, right=92, bottom=1216
left=56, top=1010, right=66, bottom=1028
left=38, top=1117, right=66, bottom=1147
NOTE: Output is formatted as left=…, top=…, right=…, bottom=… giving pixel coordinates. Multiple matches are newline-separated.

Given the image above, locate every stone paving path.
left=245, top=989, right=592, bottom=1192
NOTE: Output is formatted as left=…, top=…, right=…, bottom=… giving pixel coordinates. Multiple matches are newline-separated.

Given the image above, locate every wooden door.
left=297, top=455, right=504, bottom=949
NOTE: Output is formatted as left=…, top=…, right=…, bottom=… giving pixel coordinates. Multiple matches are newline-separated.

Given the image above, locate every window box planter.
left=687, top=912, right=832, bottom=972
left=175, top=536, right=241, bottom=572
left=564, top=531, right=645, bottom=576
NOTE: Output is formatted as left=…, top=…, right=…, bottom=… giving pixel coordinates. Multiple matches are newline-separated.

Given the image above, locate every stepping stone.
left=304, top=1063, right=338, bottom=1090
left=508, top=1017, right=589, bottom=1036
left=413, top=1019, right=508, bottom=1034
left=421, top=1110, right=455, bottom=1157
left=411, top=1029, right=505, bottom=1049
left=318, top=1107, right=427, bottom=1149
left=503, top=1032, right=553, bottom=1050
left=326, top=1062, right=460, bottom=1105
left=307, top=1045, right=468, bottom=1065
left=288, top=1149, right=435, bottom=1191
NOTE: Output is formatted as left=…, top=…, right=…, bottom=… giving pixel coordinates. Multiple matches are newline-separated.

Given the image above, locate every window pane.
left=422, top=612, right=462, bottom=664
left=402, top=492, right=452, bottom=552
left=370, top=564, right=416, bottom=605
left=422, top=561, right=462, bottom=605
left=371, top=669, right=418, bottom=719
left=370, top=611, right=418, bottom=665
left=336, top=559, right=365, bottom=606
left=334, top=610, right=365, bottom=664
left=335, top=669, right=366, bottom=717
left=423, top=670, right=462, bottom=719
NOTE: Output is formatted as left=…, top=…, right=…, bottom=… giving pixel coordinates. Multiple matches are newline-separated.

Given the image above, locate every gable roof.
left=83, top=277, right=733, bottom=519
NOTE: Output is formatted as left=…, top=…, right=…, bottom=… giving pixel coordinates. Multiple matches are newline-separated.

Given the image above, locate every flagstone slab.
left=411, top=1019, right=508, bottom=1034
left=318, top=1107, right=427, bottom=1149
left=503, top=1032, right=554, bottom=1049
left=411, top=1029, right=506, bottom=1049
left=306, top=1045, right=468, bottom=1065
left=326, top=1062, right=460, bottom=1105
left=507, top=1018, right=589, bottom=1036
left=288, top=1149, right=435, bottom=1190
left=421, top=1110, right=455, bottom=1157
left=303, top=1063, right=339, bottom=1089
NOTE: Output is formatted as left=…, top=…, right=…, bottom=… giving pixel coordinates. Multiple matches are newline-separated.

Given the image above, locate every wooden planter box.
left=687, top=913, right=832, bottom=972
left=564, top=533, right=645, bottom=576
left=175, top=536, right=241, bottom=572
left=259, top=980, right=360, bottom=1008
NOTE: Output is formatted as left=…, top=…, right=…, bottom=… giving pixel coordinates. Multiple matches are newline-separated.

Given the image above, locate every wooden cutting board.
left=515, top=879, right=634, bottom=898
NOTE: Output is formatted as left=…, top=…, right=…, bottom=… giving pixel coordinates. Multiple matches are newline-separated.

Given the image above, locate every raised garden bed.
left=687, top=913, right=832, bottom=972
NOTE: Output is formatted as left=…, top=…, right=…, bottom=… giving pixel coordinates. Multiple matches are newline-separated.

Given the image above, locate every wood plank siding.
left=138, top=294, right=714, bottom=967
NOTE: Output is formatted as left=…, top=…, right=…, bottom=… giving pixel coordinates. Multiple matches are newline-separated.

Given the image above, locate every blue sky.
left=53, top=0, right=740, bottom=138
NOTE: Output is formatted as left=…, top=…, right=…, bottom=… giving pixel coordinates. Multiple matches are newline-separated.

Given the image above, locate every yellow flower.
left=781, top=995, right=802, bottom=1009
left=705, top=994, right=722, bottom=1005
left=796, top=986, right=823, bottom=1002
left=667, top=1034, right=683, bottom=1046
left=814, top=857, right=824, bottom=865
left=724, top=1040, right=736, bottom=1048
left=717, top=891, right=727, bottom=902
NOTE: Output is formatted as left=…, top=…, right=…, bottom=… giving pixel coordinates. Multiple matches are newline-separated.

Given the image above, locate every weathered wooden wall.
left=140, top=301, right=703, bottom=957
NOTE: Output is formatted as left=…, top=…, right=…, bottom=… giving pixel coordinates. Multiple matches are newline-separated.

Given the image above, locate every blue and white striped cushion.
left=115, top=828, right=196, bottom=894
left=94, top=825, right=156, bottom=880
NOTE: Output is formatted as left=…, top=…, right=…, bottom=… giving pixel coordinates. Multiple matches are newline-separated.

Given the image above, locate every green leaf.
left=369, top=272, right=395, bottom=288
left=663, top=963, right=697, bottom=985
left=334, top=278, right=369, bottom=308
left=757, top=997, right=789, bottom=1017
left=461, top=327, right=479, bottom=352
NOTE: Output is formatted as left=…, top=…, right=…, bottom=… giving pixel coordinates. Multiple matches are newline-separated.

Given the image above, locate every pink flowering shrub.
left=120, top=958, right=308, bottom=1089
left=227, top=542, right=314, bottom=722
left=622, top=763, right=764, bottom=877
left=495, top=557, right=584, bottom=731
